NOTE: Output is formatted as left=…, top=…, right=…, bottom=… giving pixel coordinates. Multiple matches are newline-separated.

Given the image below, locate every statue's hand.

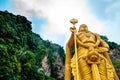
left=95, top=47, right=108, bottom=53
left=70, top=27, right=76, bottom=33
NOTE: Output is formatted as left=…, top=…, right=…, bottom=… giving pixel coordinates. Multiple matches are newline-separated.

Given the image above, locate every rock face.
left=42, top=52, right=64, bottom=80
left=52, top=52, right=64, bottom=79
left=42, top=55, right=51, bottom=76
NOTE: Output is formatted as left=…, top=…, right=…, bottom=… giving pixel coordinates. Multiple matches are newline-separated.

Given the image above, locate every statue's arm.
left=96, top=39, right=109, bottom=53
left=93, top=33, right=109, bottom=53
left=65, top=29, right=75, bottom=80
left=94, top=33, right=101, bottom=47
left=66, top=33, right=74, bottom=48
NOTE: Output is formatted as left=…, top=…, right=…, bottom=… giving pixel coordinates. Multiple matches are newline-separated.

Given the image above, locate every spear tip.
left=70, top=18, right=78, bottom=25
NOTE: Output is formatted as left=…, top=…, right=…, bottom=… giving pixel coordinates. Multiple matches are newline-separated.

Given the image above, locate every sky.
left=0, top=0, right=120, bottom=48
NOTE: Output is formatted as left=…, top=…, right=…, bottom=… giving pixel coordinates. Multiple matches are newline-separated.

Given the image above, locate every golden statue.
left=65, top=19, right=119, bottom=80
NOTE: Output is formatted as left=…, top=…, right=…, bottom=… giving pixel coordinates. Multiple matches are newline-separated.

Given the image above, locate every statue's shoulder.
left=92, top=33, right=100, bottom=37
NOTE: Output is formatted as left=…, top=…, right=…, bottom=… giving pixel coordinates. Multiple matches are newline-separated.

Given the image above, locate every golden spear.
left=70, top=18, right=79, bottom=80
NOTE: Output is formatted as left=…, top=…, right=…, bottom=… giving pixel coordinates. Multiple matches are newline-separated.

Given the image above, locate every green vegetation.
left=0, top=11, right=65, bottom=80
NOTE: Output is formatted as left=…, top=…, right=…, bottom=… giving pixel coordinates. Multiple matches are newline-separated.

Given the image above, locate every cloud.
left=104, top=0, right=120, bottom=43
left=12, top=0, right=109, bottom=46
left=85, top=0, right=120, bottom=44
left=105, top=0, right=120, bottom=21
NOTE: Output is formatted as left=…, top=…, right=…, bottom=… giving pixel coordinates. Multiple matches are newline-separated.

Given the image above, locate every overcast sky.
left=0, top=0, right=120, bottom=47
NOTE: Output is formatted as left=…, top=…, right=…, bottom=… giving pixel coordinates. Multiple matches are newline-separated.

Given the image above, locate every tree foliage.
left=0, top=10, right=64, bottom=80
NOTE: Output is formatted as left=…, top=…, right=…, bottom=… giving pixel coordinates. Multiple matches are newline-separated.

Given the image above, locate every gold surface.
left=65, top=19, right=119, bottom=80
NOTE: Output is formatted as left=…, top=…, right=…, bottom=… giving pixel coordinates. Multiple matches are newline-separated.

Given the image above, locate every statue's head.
left=78, top=24, right=88, bottom=32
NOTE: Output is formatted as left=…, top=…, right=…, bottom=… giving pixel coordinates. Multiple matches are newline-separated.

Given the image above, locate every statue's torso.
left=77, top=32, right=97, bottom=48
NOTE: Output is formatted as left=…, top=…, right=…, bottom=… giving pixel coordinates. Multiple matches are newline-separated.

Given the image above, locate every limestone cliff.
left=41, top=51, right=64, bottom=80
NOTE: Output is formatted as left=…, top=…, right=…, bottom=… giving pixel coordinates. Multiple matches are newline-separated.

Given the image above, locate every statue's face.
left=79, top=24, right=88, bottom=32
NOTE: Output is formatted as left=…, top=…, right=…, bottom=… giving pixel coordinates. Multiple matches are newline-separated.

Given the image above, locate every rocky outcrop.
left=42, top=52, right=64, bottom=80
left=52, top=52, right=64, bottom=79
left=42, top=55, right=51, bottom=76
